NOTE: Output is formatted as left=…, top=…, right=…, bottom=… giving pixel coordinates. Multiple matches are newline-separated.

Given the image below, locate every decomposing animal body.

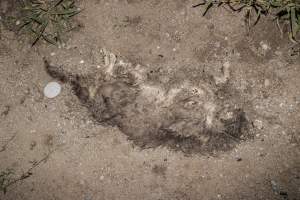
left=44, top=51, right=251, bottom=154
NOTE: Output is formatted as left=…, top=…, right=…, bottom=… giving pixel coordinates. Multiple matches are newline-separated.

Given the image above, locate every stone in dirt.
left=44, top=82, right=62, bottom=99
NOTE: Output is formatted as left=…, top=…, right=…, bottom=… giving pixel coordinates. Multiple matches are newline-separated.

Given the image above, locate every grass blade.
left=203, top=0, right=214, bottom=16
left=32, top=20, right=48, bottom=46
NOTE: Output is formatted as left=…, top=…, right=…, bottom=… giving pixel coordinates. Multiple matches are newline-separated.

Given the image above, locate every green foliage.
left=194, top=0, right=300, bottom=42
left=18, top=0, right=81, bottom=46
left=0, top=169, right=14, bottom=194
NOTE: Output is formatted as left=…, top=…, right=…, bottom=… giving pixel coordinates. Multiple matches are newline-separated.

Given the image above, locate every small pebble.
left=44, top=82, right=62, bottom=98
left=262, top=44, right=269, bottom=51
left=223, top=61, right=230, bottom=68
left=80, top=60, right=85, bottom=64
left=50, top=52, right=56, bottom=56
left=254, top=120, right=263, bottom=130
left=280, top=103, right=284, bottom=107
left=275, top=51, right=282, bottom=56
left=260, top=41, right=270, bottom=51
left=30, top=141, right=37, bottom=150
left=264, top=79, right=270, bottom=87
left=259, top=152, right=266, bottom=157
left=236, top=157, right=242, bottom=162
left=15, top=20, right=20, bottom=25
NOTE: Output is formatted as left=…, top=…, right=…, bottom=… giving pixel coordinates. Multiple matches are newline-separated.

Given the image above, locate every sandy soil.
left=0, top=0, right=299, bottom=200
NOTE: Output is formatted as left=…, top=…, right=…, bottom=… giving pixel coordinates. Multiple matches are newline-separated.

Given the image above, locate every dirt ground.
left=0, top=0, right=300, bottom=200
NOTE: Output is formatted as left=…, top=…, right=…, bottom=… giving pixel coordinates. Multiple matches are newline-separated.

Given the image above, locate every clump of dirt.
left=44, top=50, right=252, bottom=154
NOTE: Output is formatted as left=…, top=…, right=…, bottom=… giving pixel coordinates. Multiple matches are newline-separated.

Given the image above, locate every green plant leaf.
left=16, top=0, right=81, bottom=46
left=203, top=0, right=214, bottom=16
left=291, top=6, right=298, bottom=37
left=42, top=35, right=57, bottom=46
left=32, top=20, right=49, bottom=46
left=194, top=0, right=300, bottom=41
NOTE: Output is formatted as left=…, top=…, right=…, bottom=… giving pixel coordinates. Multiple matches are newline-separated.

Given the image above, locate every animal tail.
left=43, top=57, right=91, bottom=103
left=43, top=57, right=76, bottom=83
